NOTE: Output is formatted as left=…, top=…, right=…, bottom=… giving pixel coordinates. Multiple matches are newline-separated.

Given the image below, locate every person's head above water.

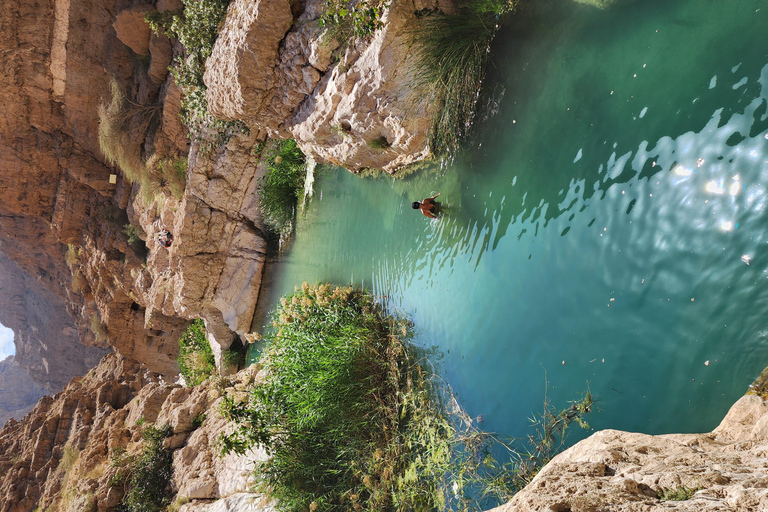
left=411, top=201, right=421, bottom=209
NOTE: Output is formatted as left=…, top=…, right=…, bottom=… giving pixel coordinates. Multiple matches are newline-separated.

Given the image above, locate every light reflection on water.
left=257, top=0, right=768, bottom=441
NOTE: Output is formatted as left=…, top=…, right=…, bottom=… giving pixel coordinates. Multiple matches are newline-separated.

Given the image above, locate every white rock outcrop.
left=205, top=0, right=454, bottom=172
left=491, top=393, right=768, bottom=512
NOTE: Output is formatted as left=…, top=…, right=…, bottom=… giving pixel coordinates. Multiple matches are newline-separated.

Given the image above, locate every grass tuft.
left=258, top=140, right=307, bottom=238
left=658, top=485, right=701, bottom=501
left=411, top=0, right=517, bottom=157
left=90, top=313, right=107, bottom=343
left=177, top=319, right=216, bottom=386
left=98, top=78, right=159, bottom=183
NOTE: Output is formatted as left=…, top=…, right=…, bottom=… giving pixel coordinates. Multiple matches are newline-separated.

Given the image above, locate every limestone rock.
left=148, top=32, right=173, bottom=83
left=204, top=0, right=295, bottom=123
left=205, top=0, right=451, bottom=173
left=113, top=5, right=153, bottom=56
left=0, top=355, right=270, bottom=512
left=492, top=394, right=768, bottom=512
left=135, top=132, right=269, bottom=354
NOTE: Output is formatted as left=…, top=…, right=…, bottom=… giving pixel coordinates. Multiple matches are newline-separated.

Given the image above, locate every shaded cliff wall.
left=0, top=357, right=46, bottom=428
left=0, top=253, right=107, bottom=391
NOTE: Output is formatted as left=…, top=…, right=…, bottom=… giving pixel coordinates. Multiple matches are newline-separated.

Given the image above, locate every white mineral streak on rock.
left=50, top=0, right=70, bottom=100
left=489, top=394, right=768, bottom=511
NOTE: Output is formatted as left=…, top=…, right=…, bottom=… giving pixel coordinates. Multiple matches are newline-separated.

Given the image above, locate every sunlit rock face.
left=0, top=354, right=270, bottom=512
left=0, top=357, right=46, bottom=428
left=205, top=0, right=455, bottom=173
left=491, top=392, right=768, bottom=512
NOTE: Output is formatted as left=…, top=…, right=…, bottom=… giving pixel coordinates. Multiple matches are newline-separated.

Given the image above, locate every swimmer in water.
left=412, top=192, right=441, bottom=218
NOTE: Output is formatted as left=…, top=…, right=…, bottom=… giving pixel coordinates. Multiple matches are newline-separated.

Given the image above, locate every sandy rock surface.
left=491, top=394, right=768, bottom=512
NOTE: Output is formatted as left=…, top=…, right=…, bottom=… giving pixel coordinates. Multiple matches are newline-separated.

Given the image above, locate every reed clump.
left=258, top=139, right=307, bottom=238
left=98, top=78, right=189, bottom=205
left=98, top=78, right=159, bottom=184
left=177, top=319, right=216, bottom=386
left=412, top=0, right=518, bottom=157
left=221, top=283, right=593, bottom=511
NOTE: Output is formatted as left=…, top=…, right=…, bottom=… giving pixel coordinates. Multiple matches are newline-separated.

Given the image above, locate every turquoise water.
left=254, top=0, right=768, bottom=441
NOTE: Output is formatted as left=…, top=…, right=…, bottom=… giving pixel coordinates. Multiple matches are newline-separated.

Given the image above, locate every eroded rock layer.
left=0, top=357, right=46, bottom=428
left=0, top=353, right=270, bottom=512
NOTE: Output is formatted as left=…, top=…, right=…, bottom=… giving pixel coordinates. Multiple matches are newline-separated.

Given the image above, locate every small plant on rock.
left=177, top=318, right=216, bottom=386
left=146, top=0, right=247, bottom=148
left=319, top=0, right=388, bottom=45
left=658, top=484, right=701, bottom=501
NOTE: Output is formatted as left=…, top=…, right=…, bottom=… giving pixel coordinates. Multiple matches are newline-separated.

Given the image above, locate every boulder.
left=113, top=5, right=153, bottom=56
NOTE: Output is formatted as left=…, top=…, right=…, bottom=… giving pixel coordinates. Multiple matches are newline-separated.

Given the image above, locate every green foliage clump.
left=221, top=283, right=593, bottom=512
left=178, top=319, right=216, bottom=386
left=117, top=425, right=174, bottom=512
left=146, top=1, right=247, bottom=148
left=367, top=135, right=390, bottom=149
left=412, top=0, right=517, bottom=156
left=658, top=485, right=701, bottom=502
left=258, top=140, right=307, bottom=237
left=319, top=0, right=388, bottom=43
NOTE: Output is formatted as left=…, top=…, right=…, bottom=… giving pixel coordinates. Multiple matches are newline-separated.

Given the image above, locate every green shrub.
left=411, top=0, right=517, bottom=156
left=178, top=319, right=216, bottom=386
left=658, top=485, right=701, bottom=501
left=221, top=283, right=592, bottom=511
left=158, top=157, right=188, bottom=199
left=319, top=0, right=388, bottom=45
left=146, top=1, right=247, bottom=148
left=258, top=140, right=307, bottom=237
left=117, top=424, right=174, bottom=512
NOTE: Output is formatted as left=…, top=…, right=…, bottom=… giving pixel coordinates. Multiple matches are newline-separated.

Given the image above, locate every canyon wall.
left=0, top=353, right=270, bottom=512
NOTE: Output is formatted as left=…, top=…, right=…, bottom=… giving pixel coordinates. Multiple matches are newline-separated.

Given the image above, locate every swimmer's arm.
left=422, top=209, right=437, bottom=218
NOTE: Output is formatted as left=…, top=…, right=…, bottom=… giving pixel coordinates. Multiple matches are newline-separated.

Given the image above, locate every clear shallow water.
left=254, top=0, right=768, bottom=441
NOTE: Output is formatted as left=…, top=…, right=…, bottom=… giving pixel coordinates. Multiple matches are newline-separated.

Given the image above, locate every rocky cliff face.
left=0, top=0, right=191, bottom=383
left=0, top=357, right=47, bottom=428
left=0, top=353, right=269, bottom=512
left=492, top=390, right=768, bottom=511
left=205, top=0, right=452, bottom=173
left=0, top=0, right=450, bottom=388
